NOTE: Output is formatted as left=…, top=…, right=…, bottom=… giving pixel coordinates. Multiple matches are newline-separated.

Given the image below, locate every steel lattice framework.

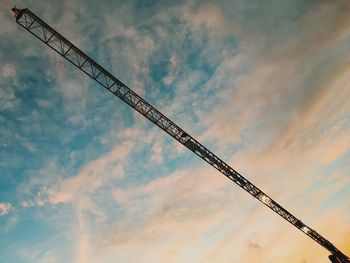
left=12, top=7, right=349, bottom=263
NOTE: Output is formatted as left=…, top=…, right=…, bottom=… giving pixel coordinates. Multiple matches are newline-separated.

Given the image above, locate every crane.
left=12, top=7, right=349, bottom=263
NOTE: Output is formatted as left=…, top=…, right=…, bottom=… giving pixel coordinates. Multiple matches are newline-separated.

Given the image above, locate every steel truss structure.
left=12, top=7, right=349, bottom=263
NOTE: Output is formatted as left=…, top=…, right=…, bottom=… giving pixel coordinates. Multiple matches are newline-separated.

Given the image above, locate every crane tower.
left=11, top=7, right=350, bottom=263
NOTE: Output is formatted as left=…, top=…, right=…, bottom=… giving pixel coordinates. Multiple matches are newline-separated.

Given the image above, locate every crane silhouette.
left=12, top=7, right=350, bottom=263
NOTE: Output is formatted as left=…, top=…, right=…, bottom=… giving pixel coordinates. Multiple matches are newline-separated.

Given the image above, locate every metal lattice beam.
left=12, top=7, right=350, bottom=263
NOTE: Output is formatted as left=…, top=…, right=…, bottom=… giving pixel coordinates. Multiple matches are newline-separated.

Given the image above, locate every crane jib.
left=12, top=7, right=350, bottom=263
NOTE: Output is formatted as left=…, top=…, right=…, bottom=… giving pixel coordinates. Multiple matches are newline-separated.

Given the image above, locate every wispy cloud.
left=0, top=63, right=19, bottom=110
left=0, top=202, right=12, bottom=216
left=43, top=140, right=134, bottom=207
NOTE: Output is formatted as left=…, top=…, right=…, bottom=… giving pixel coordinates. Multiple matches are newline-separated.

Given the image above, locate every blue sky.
left=1, top=0, right=350, bottom=262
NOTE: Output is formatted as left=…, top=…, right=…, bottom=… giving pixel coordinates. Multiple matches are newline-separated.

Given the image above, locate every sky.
left=0, top=0, right=350, bottom=262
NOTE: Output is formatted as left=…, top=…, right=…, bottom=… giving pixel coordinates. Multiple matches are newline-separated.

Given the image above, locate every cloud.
left=102, top=20, right=156, bottom=97
left=184, top=3, right=227, bottom=34
left=75, top=208, right=91, bottom=263
left=219, top=0, right=350, bottom=60
left=202, top=208, right=350, bottom=263
left=0, top=202, right=12, bottom=216
left=248, top=65, right=350, bottom=181
left=91, top=155, right=348, bottom=263
left=101, top=166, right=240, bottom=262
left=20, top=200, right=35, bottom=208
left=65, top=2, right=350, bottom=261
left=247, top=241, right=261, bottom=249
left=162, top=55, right=179, bottom=85
left=0, top=63, right=19, bottom=110
left=35, top=98, right=54, bottom=108
left=1, top=63, right=16, bottom=78
left=45, top=140, right=134, bottom=206
left=92, top=4, right=350, bottom=261
left=0, top=85, right=19, bottom=110
left=14, top=133, right=37, bottom=152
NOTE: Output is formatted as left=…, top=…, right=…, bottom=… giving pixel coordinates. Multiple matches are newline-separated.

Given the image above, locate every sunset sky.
left=1, top=0, right=350, bottom=262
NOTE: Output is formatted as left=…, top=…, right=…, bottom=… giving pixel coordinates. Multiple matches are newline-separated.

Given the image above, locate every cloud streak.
left=0, top=203, right=12, bottom=216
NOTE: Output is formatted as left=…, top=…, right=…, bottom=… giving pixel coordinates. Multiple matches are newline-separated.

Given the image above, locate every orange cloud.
left=45, top=140, right=134, bottom=206
left=0, top=202, right=12, bottom=216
